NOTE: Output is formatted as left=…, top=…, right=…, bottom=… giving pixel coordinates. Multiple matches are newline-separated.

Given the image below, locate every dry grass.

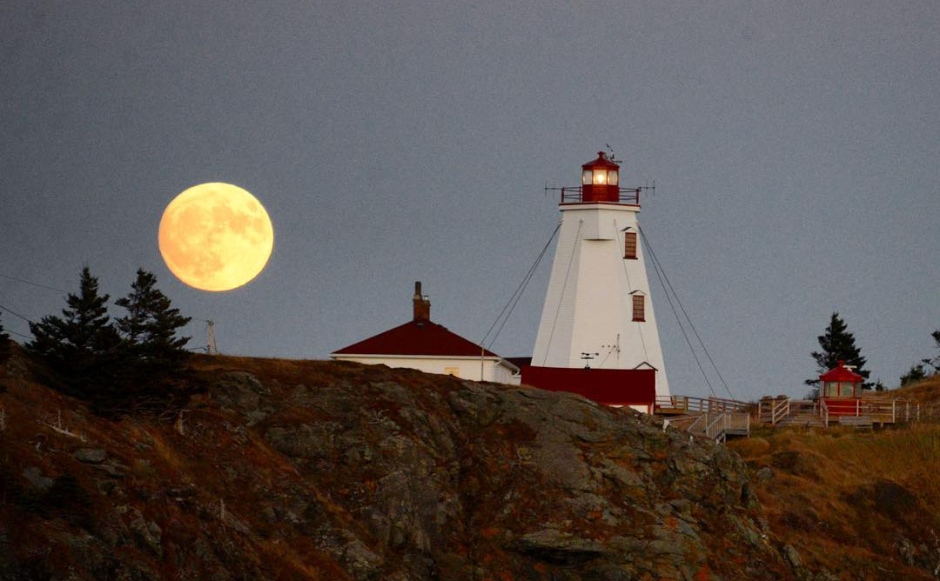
left=890, top=375, right=940, bottom=422
left=729, top=409, right=940, bottom=579
left=732, top=376, right=940, bottom=579
left=0, top=347, right=359, bottom=578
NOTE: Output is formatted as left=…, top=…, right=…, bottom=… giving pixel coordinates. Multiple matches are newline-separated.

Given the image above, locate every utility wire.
left=0, top=272, right=65, bottom=339
left=616, top=222, right=650, bottom=363
left=0, top=272, right=67, bottom=294
left=0, top=301, right=36, bottom=326
left=640, top=226, right=736, bottom=400
left=538, top=219, right=583, bottom=365
left=482, top=222, right=560, bottom=350
left=0, top=299, right=37, bottom=341
left=643, top=233, right=717, bottom=397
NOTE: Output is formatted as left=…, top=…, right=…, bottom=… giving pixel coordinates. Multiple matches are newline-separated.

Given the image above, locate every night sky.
left=2, top=2, right=938, bottom=402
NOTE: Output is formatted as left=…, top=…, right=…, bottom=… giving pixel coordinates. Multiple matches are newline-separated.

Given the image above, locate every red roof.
left=333, top=320, right=499, bottom=358
left=582, top=151, right=620, bottom=171
left=819, top=361, right=865, bottom=383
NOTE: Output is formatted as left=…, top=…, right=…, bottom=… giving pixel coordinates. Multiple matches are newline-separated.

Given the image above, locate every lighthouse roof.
left=582, top=151, right=619, bottom=171
left=819, top=361, right=865, bottom=383
left=332, top=320, right=499, bottom=358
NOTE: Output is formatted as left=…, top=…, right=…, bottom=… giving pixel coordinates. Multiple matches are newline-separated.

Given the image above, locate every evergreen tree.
left=805, top=312, right=871, bottom=389
left=115, top=269, right=192, bottom=380
left=0, top=313, right=10, bottom=363
left=26, top=266, right=121, bottom=396
left=928, top=330, right=940, bottom=373
left=900, top=363, right=927, bottom=387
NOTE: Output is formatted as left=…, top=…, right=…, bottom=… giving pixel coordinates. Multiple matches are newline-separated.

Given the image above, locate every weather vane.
left=604, top=144, right=621, bottom=164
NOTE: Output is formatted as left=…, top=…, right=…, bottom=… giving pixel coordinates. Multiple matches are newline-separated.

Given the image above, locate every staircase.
left=669, top=411, right=751, bottom=443
left=655, top=396, right=753, bottom=443
left=759, top=398, right=825, bottom=427
left=774, top=412, right=826, bottom=428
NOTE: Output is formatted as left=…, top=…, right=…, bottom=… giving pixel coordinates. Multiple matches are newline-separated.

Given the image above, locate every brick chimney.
left=412, top=281, right=431, bottom=324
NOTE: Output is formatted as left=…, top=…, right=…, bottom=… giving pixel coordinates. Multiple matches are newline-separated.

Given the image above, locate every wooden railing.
left=559, top=186, right=641, bottom=205
left=759, top=398, right=791, bottom=425
left=683, top=411, right=751, bottom=442
left=759, top=395, right=920, bottom=427
left=771, top=398, right=790, bottom=424
left=655, top=395, right=750, bottom=415
left=822, top=398, right=920, bottom=424
left=759, top=398, right=819, bottom=424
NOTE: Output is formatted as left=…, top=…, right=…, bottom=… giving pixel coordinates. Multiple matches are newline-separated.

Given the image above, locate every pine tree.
left=928, top=330, right=940, bottom=373
left=900, top=363, right=927, bottom=387
left=0, top=313, right=10, bottom=363
left=806, top=312, right=871, bottom=389
left=26, top=266, right=121, bottom=396
left=115, top=269, right=192, bottom=380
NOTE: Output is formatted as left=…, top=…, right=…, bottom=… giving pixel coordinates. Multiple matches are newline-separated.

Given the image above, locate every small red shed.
left=819, top=360, right=865, bottom=417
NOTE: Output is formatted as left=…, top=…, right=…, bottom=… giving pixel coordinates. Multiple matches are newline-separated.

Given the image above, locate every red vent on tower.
left=581, top=151, right=620, bottom=202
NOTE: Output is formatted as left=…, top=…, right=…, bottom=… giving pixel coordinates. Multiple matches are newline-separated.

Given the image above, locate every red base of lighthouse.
left=521, top=365, right=656, bottom=411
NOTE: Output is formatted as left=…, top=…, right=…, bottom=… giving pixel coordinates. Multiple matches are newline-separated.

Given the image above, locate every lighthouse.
left=522, top=151, right=670, bottom=411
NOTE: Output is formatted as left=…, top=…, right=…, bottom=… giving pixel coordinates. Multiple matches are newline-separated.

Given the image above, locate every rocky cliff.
left=0, top=352, right=802, bottom=580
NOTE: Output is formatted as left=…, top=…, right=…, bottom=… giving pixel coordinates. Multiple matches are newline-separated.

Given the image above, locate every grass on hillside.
left=729, top=374, right=940, bottom=579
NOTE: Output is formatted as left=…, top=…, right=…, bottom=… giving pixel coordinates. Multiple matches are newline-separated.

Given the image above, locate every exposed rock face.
left=264, top=376, right=785, bottom=580
left=0, top=356, right=800, bottom=579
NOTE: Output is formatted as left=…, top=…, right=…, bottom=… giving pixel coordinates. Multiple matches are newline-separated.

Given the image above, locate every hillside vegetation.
left=2, top=344, right=940, bottom=579
left=729, top=375, right=940, bottom=579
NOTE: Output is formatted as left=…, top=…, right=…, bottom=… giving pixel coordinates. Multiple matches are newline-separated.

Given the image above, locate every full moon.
left=158, top=183, right=274, bottom=292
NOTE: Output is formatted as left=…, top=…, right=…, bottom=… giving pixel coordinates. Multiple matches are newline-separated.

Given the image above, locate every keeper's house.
left=331, top=282, right=521, bottom=384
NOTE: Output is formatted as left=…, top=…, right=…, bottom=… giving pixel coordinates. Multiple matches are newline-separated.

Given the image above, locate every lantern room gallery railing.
left=558, top=187, right=642, bottom=205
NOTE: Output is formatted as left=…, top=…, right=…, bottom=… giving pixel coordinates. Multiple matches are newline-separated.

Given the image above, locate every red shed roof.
left=819, top=361, right=865, bottom=383
left=333, top=320, right=499, bottom=358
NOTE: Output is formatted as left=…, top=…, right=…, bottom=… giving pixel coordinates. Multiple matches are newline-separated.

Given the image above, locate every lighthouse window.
left=632, top=295, right=645, bottom=322
left=623, top=232, right=638, bottom=259
left=841, top=382, right=855, bottom=397
left=824, top=381, right=856, bottom=398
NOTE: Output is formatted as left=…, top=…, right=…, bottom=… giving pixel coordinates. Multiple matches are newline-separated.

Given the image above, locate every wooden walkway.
left=654, top=396, right=751, bottom=442
left=758, top=396, right=920, bottom=427
left=655, top=393, right=922, bottom=442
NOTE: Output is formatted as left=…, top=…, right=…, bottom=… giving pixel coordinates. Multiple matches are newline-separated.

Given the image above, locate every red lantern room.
left=819, top=360, right=865, bottom=416
left=581, top=151, right=620, bottom=202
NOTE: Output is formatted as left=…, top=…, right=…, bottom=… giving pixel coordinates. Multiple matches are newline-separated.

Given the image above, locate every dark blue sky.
left=2, top=1, right=938, bottom=401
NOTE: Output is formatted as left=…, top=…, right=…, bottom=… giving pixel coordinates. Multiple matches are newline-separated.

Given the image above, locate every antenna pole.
left=206, top=320, right=218, bottom=355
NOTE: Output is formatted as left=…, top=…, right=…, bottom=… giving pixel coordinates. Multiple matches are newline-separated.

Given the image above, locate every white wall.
left=531, top=203, right=670, bottom=398
left=331, top=354, right=521, bottom=385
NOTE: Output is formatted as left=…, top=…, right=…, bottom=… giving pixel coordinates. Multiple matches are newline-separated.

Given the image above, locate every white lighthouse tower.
left=523, top=152, right=669, bottom=411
